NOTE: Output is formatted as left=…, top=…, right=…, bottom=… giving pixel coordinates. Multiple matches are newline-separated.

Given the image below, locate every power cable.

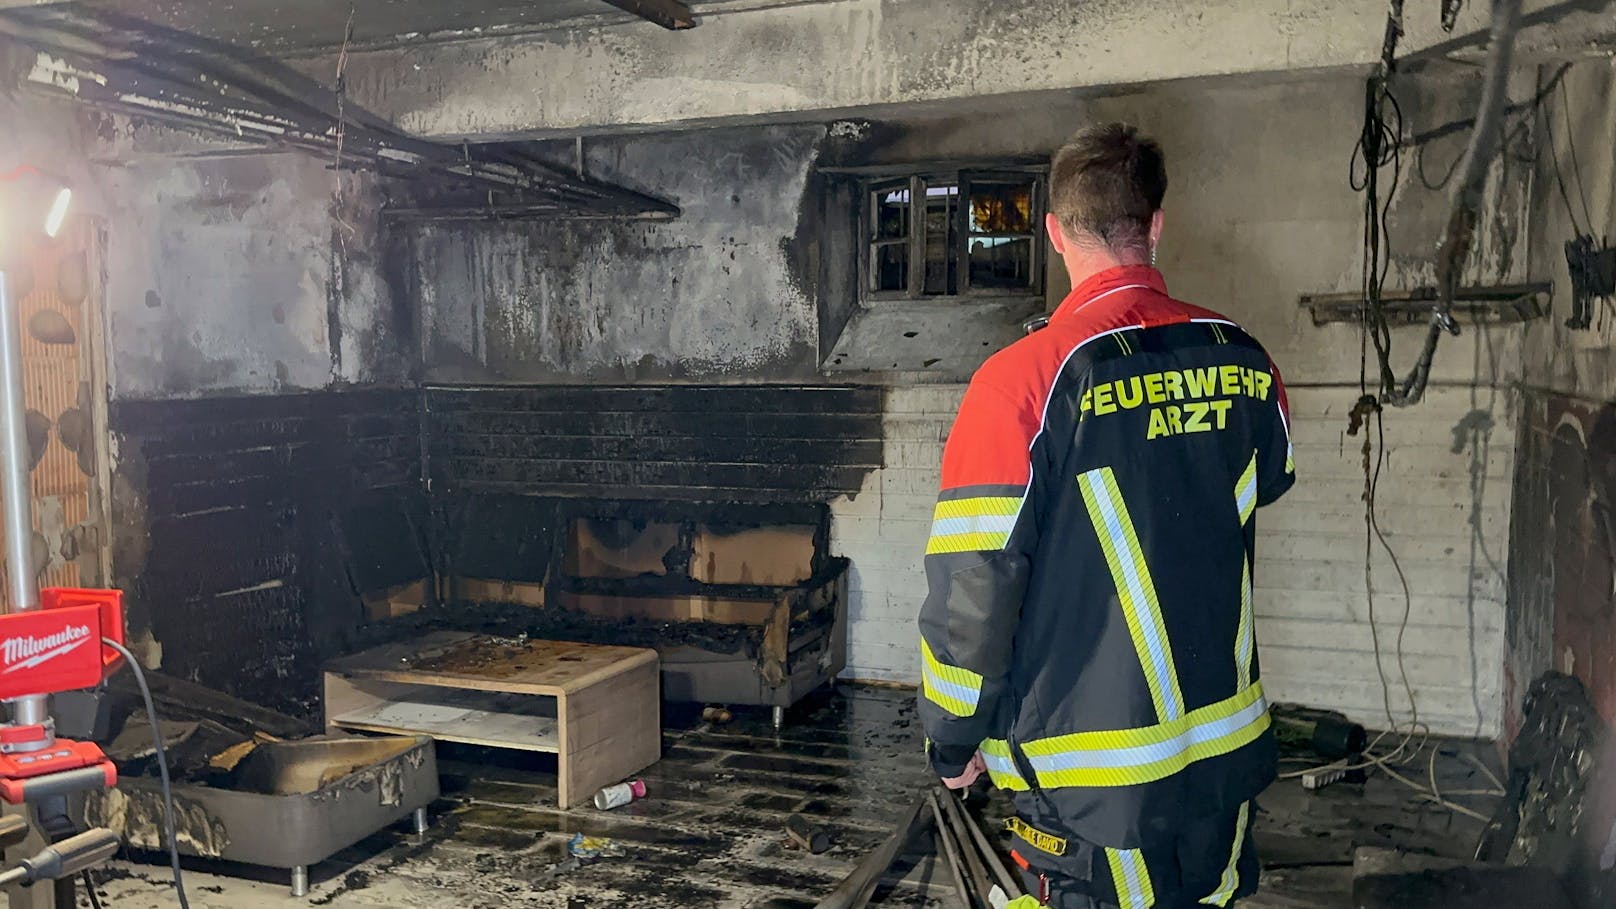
left=101, top=639, right=190, bottom=909
left=82, top=869, right=105, bottom=909
left=1556, top=80, right=1598, bottom=234
left=1541, top=98, right=1588, bottom=236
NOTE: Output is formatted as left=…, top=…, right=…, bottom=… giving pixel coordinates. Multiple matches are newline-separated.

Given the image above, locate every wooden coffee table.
left=323, top=632, right=660, bottom=808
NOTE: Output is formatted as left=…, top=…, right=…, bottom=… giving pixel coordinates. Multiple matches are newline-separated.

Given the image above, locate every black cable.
left=1370, top=410, right=1419, bottom=728
left=1351, top=73, right=1403, bottom=399
left=82, top=869, right=105, bottom=909
left=1556, top=80, right=1597, bottom=235
left=101, top=638, right=190, bottom=909
left=1416, top=141, right=1464, bottom=191
left=1540, top=100, right=1587, bottom=236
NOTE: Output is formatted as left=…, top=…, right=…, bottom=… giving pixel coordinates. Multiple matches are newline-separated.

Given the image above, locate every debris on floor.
left=79, top=686, right=1528, bottom=908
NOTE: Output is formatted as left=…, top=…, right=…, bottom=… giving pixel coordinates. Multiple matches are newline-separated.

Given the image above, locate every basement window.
left=863, top=171, right=1045, bottom=301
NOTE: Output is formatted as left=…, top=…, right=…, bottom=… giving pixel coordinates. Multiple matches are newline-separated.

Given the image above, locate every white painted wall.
left=830, top=382, right=1513, bottom=739
left=831, top=385, right=962, bottom=682
left=1259, top=385, right=1512, bottom=738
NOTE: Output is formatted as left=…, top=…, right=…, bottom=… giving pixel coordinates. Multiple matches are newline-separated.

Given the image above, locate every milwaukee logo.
left=1, top=625, right=92, bottom=674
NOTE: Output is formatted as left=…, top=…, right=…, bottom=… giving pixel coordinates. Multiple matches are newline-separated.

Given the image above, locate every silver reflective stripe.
left=1078, top=468, right=1182, bottom=721
left=1235, top=452, right=1257, bottom=525
left=1108, top=848, right=1154, bottom=909
left=929, top=514, right=1019, bottom=537
left=980, top=749, right=1021, bottom=781
left=1237, top=562, right=1255, bottom=689
left=1027, top=694, right=1269, bottom=773
left=922, top=667, right=980, bottom=713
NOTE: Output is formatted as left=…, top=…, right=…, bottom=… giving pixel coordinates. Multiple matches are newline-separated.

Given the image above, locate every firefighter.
left=917, top=122, right=1295, bottom=908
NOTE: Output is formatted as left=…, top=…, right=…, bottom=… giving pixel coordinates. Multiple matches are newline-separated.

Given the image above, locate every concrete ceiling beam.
left=308, top=0, right=1528, bottom=141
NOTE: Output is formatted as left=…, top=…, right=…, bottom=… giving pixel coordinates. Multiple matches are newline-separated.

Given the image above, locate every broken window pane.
left=873, top=186, right=909, bottom=241
left=969, top=181, right=1034, bottom=234
left=969, top=237, right=1036, bottom=289
left=967, top=177, right=1038, bottom=291
left=863, top=172, right=1041, bottom=300
left=873, top=242, right=908, bottom=293
left=923, top=183, right=958, bottom=295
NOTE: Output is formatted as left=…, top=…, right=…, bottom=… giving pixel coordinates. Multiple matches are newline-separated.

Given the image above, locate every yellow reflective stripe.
left=1107, top=848, right=1155, bottom=909
left=1077, top=467, right=1184, bottom=722
left=1236, top=561, right=1254, bottom=690
left=1234, top=449, right=1258, bottom=689
left=1005, top=898, right=1043, bottom=909
left=1235, top=451, right=1257, bottom=525
left=979, top=738, right=1030, bottom=791
left=920, top=636, right=982, bottom=718
left=1023, top=682, right=1270, bottom=789
left=933, top=496, right=1022, bottom=520
left=927, top=532, right=1011, bottom=555
left=1201, top=802, right=1250, bottom=906
left=1281, top=407, right=1295, bottom=474
left=926, top=496, right=1023, bottom=555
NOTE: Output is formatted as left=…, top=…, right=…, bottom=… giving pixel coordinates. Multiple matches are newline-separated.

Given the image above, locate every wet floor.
left=79, top=685, right=1500, bottom=908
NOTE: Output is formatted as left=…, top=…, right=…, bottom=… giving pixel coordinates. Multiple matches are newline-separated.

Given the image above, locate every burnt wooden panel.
left=425, top=385, right=884, bottom=501
left=1506, top=390, right=1616, bottom=741
left=111, top=388, right=425, bottom=716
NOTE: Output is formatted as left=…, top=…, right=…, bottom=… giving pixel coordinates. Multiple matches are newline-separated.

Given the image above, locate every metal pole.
left=0, top=271, right=48, bottom=730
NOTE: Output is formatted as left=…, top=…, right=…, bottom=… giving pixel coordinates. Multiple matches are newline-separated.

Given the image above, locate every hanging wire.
left=1556, top=79, right=1598, bottom=234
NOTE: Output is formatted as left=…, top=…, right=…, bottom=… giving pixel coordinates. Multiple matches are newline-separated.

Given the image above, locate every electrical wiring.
left=1460, top=749, right=1506, bottom=793
left=1303, top=0, right=1521, bottom=827
left=1556, top=80, right=1597, bottom=234
left=83, top=869, right=105, bottom=909
left=1541, top=83, right=1588, bottom=236
left=102, top=638, right=190, bottom=909
left=1280, top=407, right=1506, bottom=822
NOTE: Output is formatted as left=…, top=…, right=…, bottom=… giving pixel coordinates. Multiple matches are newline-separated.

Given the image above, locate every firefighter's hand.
left=941, top=751, right=988, bottom=790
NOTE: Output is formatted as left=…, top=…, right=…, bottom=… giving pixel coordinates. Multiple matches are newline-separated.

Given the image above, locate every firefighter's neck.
left=1058, top=243, right=1151, bottom=292
left=1050, top=212, right=1163, bottom=291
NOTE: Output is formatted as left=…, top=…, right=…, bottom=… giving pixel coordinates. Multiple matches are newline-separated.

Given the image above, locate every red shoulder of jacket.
left=941, top=285, right=1232, bottom=491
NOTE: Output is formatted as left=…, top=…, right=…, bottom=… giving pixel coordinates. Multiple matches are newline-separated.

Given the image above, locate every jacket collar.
left=1050, top=265, right=1167, bottom=325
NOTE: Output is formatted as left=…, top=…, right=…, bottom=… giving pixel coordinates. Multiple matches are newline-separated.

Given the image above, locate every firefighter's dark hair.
left=1049, top=123, right=1166, bottom=257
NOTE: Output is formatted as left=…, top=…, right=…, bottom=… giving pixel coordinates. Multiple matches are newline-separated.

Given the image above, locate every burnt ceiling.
left=46, top=0, right=710, bottom=50
left=0, top=3, right=681, bottom=217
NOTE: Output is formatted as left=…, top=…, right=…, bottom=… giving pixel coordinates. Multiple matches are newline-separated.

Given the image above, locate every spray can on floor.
left=594, top=779, right=647, bottom=810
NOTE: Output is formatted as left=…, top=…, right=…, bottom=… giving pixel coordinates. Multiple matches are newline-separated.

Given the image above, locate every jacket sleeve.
left=1256, top=359, right=1296, bottom=506
left=918, top=376, right=1042, bottom=777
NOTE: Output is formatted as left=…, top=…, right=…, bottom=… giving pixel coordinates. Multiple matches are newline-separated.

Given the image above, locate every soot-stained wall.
left=1506, top=59, right=1616, bottom=742
left=1508, top=57, right=1616, bottom=726
left=7, top=95, right=421, bottom=706
left=5, top=96, right=415, bottom=399
left=110, top=389, right=425, bottom=714
left=410, top=124, right=830, bottom=384
left=104, top=152, right=410, bottom=397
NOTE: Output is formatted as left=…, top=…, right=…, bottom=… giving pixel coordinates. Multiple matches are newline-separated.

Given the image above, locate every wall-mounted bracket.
left=1300, top=283, right=1552, bottom=327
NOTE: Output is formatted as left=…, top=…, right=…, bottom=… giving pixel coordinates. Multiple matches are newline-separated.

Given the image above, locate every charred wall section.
left=410, top=125, right=828, bottom=385
left=1505, top=389, right=1616, bottom=907
left=424, top=385, right=882, bottom=502
left=1506, top=391, right=1616, bottom=730
left=110, top=389, right=426, bottom=715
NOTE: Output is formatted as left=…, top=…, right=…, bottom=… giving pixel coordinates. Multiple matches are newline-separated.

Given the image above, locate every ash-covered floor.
left=79, top=686, right=1499, bottom=908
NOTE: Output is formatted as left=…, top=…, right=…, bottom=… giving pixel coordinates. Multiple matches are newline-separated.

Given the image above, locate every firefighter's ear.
left=1046, top=212, right=1068, bottom=255
left=1149, top=210, right=1165, bottom=250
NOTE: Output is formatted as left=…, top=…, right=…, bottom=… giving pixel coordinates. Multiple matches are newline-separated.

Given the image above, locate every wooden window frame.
left=858, top=167, right=1046, bottom=304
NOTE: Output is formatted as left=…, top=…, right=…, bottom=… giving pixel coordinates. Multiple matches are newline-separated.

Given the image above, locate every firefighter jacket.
left=918, top=265, right=1295, bottom=856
